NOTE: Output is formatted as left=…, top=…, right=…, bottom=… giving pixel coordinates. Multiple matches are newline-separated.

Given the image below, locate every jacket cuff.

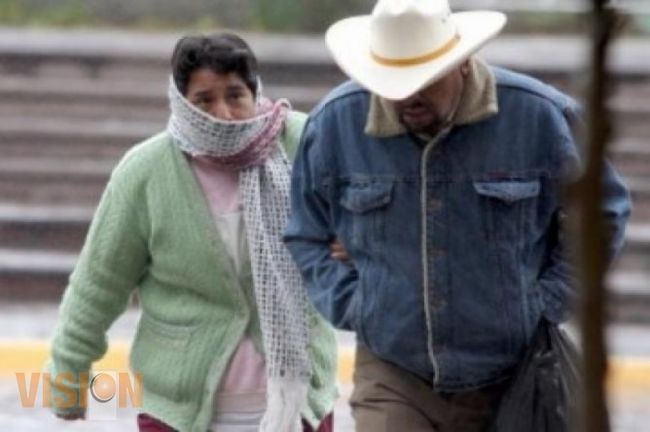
left=539, top=285, right=570, bottom=324
left=45, top=359, right=89, bottom=416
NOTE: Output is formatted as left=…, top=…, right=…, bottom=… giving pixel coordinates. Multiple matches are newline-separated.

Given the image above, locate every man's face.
left=393, top=62, right=467, bottom=135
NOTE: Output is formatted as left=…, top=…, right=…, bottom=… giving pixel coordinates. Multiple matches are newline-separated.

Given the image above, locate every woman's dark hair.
left=171, top=33, right=259, bottom=96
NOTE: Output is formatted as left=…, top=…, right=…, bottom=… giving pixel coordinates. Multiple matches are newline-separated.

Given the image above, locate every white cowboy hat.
left=325, top=0, right=507, bottom=100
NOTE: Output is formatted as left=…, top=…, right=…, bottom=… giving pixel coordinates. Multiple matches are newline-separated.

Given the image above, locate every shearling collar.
left=364, top=57, right=498, bottom=138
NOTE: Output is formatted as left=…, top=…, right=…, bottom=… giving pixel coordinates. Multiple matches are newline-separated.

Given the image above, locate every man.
left=284, top=0, right=631, bottom=431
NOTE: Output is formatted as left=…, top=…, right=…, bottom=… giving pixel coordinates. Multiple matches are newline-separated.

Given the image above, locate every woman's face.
left=185, top=68, right=256, bottom=120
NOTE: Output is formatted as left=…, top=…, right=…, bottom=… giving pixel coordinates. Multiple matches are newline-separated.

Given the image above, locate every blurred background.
left=0, top=0, right=648, bottom=34
left=0, top=0, right=648, bottom=430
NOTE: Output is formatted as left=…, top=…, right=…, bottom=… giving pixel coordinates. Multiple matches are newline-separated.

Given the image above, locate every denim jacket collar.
left=365, top=56, right=499, bottom=138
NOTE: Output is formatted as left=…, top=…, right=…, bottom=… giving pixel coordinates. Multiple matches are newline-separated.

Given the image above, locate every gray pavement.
left=1, top=380, right=647, bottom=431
left=0, top=383, right=355, bottom=431
left=0, top=303, right=649, bottom=430
left=0, top=304, right=355, bottom=430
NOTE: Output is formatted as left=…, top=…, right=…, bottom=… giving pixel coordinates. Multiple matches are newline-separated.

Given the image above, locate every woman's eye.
left=194, top=98, right=211, bottom=110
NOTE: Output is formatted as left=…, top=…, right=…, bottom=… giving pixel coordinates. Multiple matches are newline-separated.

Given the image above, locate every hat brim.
left=325, top=11, right=506, bottom=100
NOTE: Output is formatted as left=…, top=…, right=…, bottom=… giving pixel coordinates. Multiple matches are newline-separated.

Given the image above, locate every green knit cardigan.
left=48, top=112, right=338, bottom=432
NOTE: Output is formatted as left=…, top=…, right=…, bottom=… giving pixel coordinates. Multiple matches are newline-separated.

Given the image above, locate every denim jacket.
left=285, top=66, right=631, bottom=391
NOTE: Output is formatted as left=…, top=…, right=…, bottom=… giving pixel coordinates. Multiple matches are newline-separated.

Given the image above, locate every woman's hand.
left=55, top=411, right=85, bottom=421
left=329, top=238, right=350, bottom=263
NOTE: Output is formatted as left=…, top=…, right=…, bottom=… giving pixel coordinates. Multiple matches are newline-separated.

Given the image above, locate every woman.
left=48, top=33, right=337, bottom=432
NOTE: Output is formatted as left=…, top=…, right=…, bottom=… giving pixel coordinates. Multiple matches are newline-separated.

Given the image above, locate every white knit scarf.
left=167, top=77, right=311, bottom=431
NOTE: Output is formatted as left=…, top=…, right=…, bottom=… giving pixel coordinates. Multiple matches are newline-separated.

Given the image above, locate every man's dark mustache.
left=401, top=100, right=426, bottom=110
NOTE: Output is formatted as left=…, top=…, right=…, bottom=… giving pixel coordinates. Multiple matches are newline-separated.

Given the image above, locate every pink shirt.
left=188, top=155, right=267, bottom=420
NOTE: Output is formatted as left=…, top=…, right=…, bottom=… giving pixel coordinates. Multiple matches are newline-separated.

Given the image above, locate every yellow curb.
left=607, top=357, right=650, bottom=394
left=1, top=341, right=648, bottom=393
left=338, top=347, right=355, bottom=385
left=0, top=340, right=131, bottom=377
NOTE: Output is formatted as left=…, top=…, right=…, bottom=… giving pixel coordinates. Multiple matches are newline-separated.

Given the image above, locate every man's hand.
left=329, top=238, right=350, bottom=263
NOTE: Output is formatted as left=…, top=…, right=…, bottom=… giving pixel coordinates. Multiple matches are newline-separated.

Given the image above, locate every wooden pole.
left=575, top=1, right=615, bottom=431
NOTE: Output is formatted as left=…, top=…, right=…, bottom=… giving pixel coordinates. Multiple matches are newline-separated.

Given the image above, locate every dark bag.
left=489, top=318, right=581, bottom=432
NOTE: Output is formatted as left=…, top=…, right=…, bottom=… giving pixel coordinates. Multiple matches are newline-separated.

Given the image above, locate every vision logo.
left=90, top=372, right=118, bottom=403
left=16, top=370, right=142, bottom=420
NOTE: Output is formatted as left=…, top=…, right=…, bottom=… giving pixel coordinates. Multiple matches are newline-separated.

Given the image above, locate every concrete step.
left=627, top=177, right=650, bottom=218
left=1, top=74, right=649, bottom=132
left=0, top=76, right=331, bottom=121
left=0, top=29, right=345, bottom=87
left=0, top=118, right=153, bottom=159
left=2, top=98, right=648, bottom=140
left=0, top=156, right=113, bottom=205
left=1, top=31, right=649, bottom=131
left=0, top=203, right=93, bottom=251
left=627, top=224, right=650, bottom=250
left=0, top=112, right=648, bottom=159
left=610, top=103, right=650, bottom=140
left=2, top=29, right=649, bottom=81
left=607, top=272, right=650, bottom=323
left=0, top=147, right=646, bottom=207
left=0, top=76, right=168, bottom=123
left=610, top=138, right=650, bottom=177
left=0, top=246, right=647, bottom=322
left=612, top=82, right=650, bottom=104
left=0, top=249, right=74, bottom=302
left=3, top=67, right=639, bottom=101
left=614, top=225, right=650, bottom=275
left=622, top=224, right=650, bottom=260
left=0, top=146, right=644, bottom=206
left=613, top=253, right=650, bottom=277
left=0, top=178, right=648, bottom=210
left=0, top=156, right=116, bottom=176
left=2, top=186, right=648, bottom=252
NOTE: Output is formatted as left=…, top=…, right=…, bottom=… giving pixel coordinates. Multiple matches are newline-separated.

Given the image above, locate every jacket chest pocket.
left=473, top=179, right=541, bottom=241
left=339, top=182, right=393, bottom=252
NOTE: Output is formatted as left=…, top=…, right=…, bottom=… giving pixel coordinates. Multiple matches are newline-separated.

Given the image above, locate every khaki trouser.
left=350, top=345, right=509, bottom=432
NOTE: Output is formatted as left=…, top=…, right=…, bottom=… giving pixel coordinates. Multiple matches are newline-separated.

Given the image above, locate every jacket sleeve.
left=47, top=171, right=149, bottom=416
left=284, top=119, right=360, bottom=331
left=538, top=104, right=631, bottom=324
left=282, top=110, right=308, bottom=162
